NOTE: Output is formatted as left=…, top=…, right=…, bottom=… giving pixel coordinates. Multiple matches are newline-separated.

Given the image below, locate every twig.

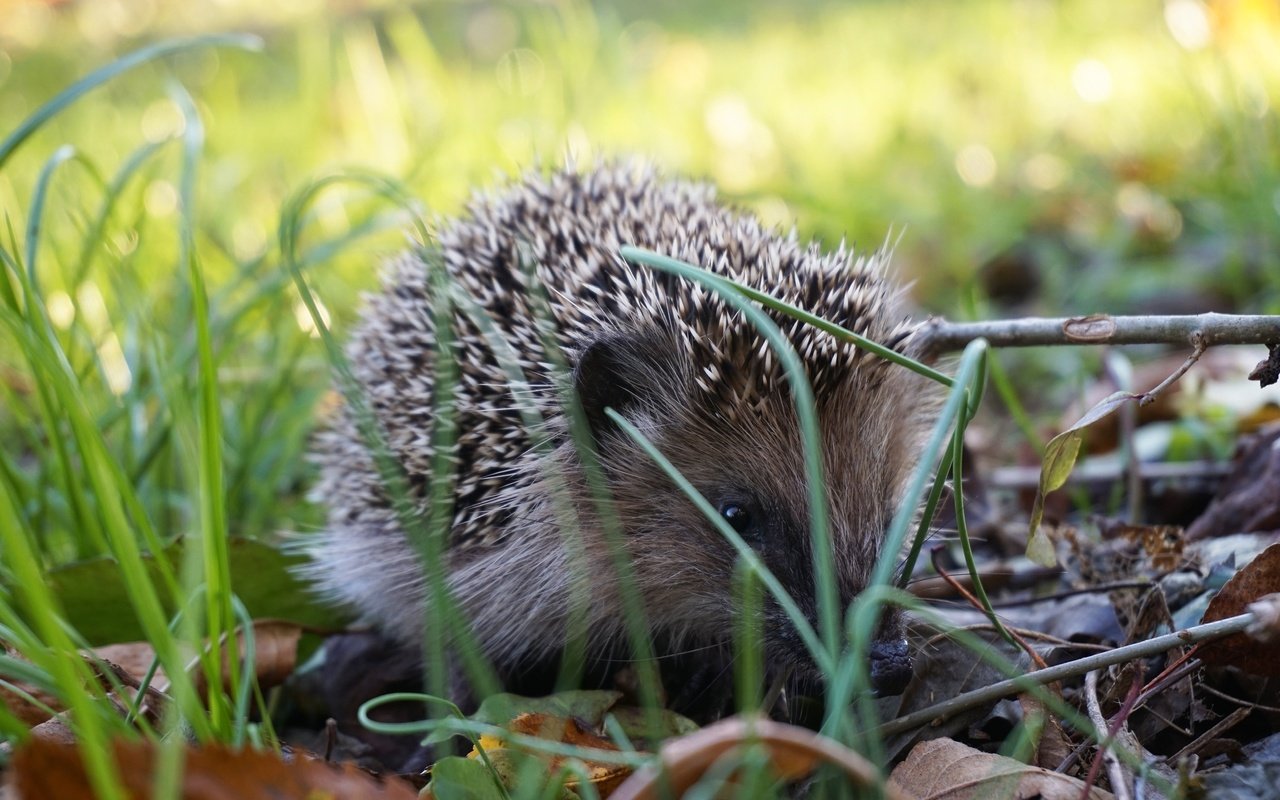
left=1084, top=670, right=1133, bottom=800
left=1138, top=333, right=1207, bottom=407
left=1166, top=705, right=1251, bottom=767
left=988, top=580, right=1156, bottom=609
left=1198, top=683, right=1280, bottom=715
left=922, top=623, right=1112, bottom=652
left=877, top=612, right=1254, bottom=738
left=1129, top=646, right=1201, bottom=716
left=930, top=548, right=1047, bottom=670
left=907, top=564, right=1062, bottom=601
left=920, top=313, right=1280, bottom=354
left=988, top=460, right=1231, bottom=491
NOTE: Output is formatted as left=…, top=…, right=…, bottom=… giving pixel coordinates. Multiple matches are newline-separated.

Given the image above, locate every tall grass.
left=0, top=33, right=338, bottom=797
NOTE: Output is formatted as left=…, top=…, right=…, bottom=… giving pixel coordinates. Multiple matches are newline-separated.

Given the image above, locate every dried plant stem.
left=920, top=313, right=1280, bottom=354
left=1167, top=705, right=1251, bottom=766
left=1084, top=670, right=1133, bottom=800
left=877, top=612, right=1254, bottom=738
left=1137, top=333, right=1206, bottom=406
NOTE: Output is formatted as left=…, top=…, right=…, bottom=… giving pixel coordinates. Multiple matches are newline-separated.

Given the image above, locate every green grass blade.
left=0, top=459, right=127, bottom=800
left=170, top=79, right=237, bottom=738
left=71, top=138, right=172, bottom=289
left=619, top=246, right=839, bottom=665
left=833, top=338, right=988, bottom=753
left=724, top=277, right=951, bottom=387
left=0, top=34, right=263, bottom=170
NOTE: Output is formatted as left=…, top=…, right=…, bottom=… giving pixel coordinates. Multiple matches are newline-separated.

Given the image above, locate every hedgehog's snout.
left=762, top=598, right=914, bottom=697
left=868, top=635, right=914, bottom=696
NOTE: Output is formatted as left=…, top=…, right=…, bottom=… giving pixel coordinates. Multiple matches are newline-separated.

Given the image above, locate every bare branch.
left=877, top=612, right=1254, bottom=738
left=920, top=313, right=1280, bottom=354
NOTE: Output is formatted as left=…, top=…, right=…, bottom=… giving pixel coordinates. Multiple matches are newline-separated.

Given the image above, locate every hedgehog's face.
left=574, top=331, right=928, bottom=696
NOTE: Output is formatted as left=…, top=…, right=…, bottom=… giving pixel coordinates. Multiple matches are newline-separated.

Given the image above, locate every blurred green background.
left=1, top=0, right=1278, bottom=553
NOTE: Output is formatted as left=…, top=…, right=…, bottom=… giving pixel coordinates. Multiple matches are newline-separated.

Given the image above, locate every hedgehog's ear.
left=573, top=333, right=672, bottom=442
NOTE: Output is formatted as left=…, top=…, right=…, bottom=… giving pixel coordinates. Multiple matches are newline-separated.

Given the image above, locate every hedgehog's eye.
left=718, top=502, right=754, bottom=535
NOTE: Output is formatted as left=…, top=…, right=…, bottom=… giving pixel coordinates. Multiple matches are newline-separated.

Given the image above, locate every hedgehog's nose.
left=868, top=637, right=913, bottom=697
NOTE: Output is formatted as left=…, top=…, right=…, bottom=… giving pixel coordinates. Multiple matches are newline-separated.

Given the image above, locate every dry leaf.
left=9, top=737, right=418, bottom=799
left=191, top=619, right=305, bottom=696
left=93, top=642, right=167, bottom=690
left=1200, top=543, right=1280, bottom=676
left=27, top=714, right=77, bottom=746
left=888, top=738, right=1114, bottom=800
left=610, top=716, right=899, bottom=800
left=1017, top=695, right=1073, bottom=771
left=1115, top=523, right=1185, bottom=572
left=0, top=646, right=62, bottom=727
left=0, top=643, right=171, bottom=732
left=469, top=711, right=631, bottom=795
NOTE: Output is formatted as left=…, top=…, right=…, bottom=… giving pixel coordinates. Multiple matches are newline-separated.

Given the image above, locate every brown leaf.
left=9, top=737, right=418, bottom=799
left=192, top=620, right=304, bottom=697
left=0, top=646, right=62, bottom=727
left=888, top=738, right=1115, bottom=800
left=235, top=620, right=304, bottom=691
left=92, top=642, right=166, bottom=689
left=470, top=711, right=630, bottom=795
left=1114, top=523, right=1185, bottom=572
left=1248, top=343, right=1279, bottom=388
left=1201, top=544, right=1280, bottom=676
left=1017, top=695, right=1074, bottom=771
left=0, top=643, right=170, bottom=732
left=27, top=714, right=78, bottom=746
left=610, top=716, right=898, bottom=800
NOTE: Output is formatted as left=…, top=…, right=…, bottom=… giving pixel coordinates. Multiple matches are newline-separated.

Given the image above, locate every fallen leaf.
left=92, top=642, right=168, bottom=691
left=1018, top=695, right=1074, bottom=771
left=1115, top=523, right=1186, bottom=572
left=610, top=716, right=895, bottom=800
left=888, top=738, right=1114, bottom=800
left=0, top=646, right=62, bottom=727
left=1187, top=423, right=1280, bottom=541
left=465, top=710, right=630, bottom=797
left=192, top=619, right=305, bottom=697
left=1200, top=543, right=1280, bottom=676
left=9, top=737, right=418, bottom=799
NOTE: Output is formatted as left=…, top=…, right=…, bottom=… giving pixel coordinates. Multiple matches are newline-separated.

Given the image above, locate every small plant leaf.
left=471, top=689, right=623, bottom=728
left=33, top=538, right=347, bottom=646
left=426, top=755, right=510, bottom=800
left=1027, top=391, right=1137, bottom=566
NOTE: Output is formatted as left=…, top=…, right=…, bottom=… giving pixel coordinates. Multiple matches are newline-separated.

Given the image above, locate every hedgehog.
left=304, top=161, right=936, bottom=721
